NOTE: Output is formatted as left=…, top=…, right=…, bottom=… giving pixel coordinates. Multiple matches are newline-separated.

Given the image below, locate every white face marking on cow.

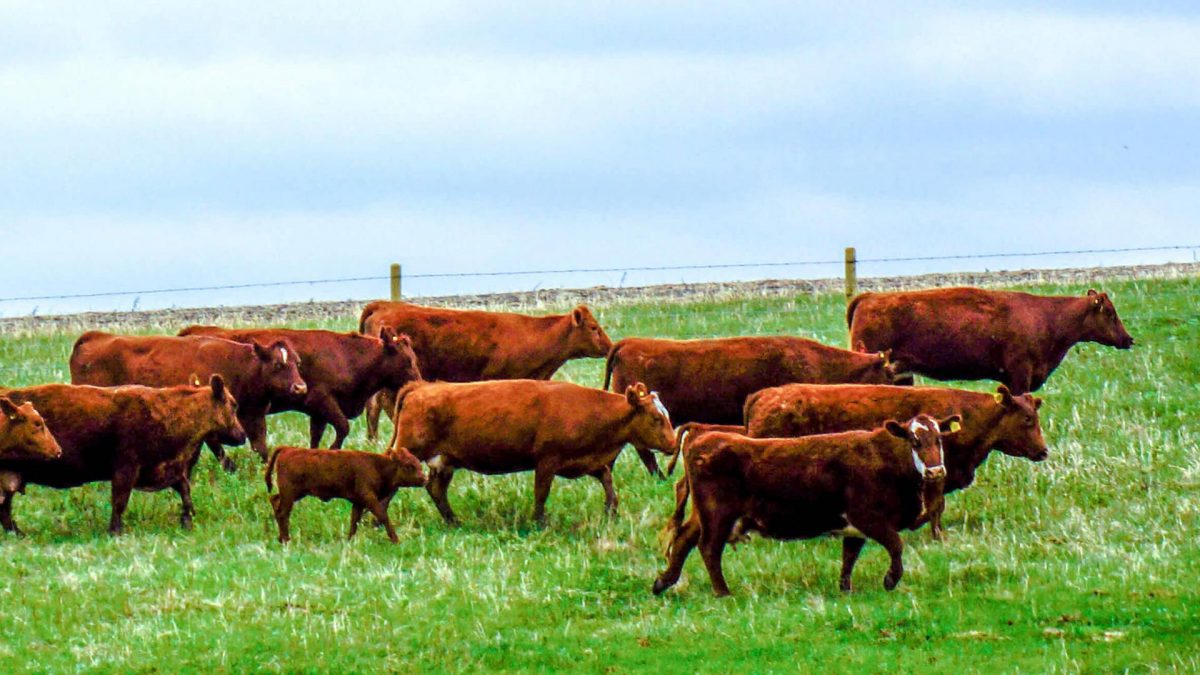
left=910, top=420, right=928, bottom=434
left=650, top=391, right=670, bottom=423
left=280, top=348, right=288, bottom=365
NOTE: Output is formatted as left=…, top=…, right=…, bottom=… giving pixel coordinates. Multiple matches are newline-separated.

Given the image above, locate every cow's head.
left=0, top=397, right=62, bottom=461
left=568, top=305, right=613, bottom=358
left=205, top=374, right=247, bottom=446
left=1081, top=289, right=1134, bottom=349
left=625, top=382, right=676, bottom=453
left=385, top=445, right=428, bottom=488
left=988, top=385, right=1049, bottom=462
left=885, top=413, right=961, bottom=482
left=254, top=339, right=308, bottom=400
left=858, top=347, right=911, bottom=385
left=378, top=327, right=423, bottom=386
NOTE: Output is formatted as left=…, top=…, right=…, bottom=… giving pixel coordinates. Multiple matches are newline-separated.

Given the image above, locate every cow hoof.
left=884, top=574, right=901, bottom=591
left=181, top=518, right=193, bottom=531
left=652, top=578, right=669, bottom=595
left=839, top=579, right=853, bottom=593
left=220, top=456, right=238, bottom=474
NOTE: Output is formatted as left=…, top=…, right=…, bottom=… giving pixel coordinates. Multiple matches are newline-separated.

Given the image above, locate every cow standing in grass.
left=179, top=325, right=421, bottom=449
left=390, top=380, right=675, bottom=526
left=359, top=302, right=613, bottom=440
left=847, top=287, right=1134, bottom=394
left=653, top=414, right=959, bottom=597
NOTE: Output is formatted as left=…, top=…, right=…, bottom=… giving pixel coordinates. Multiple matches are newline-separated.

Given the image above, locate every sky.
left=2, top=2, right=1198, bottom=317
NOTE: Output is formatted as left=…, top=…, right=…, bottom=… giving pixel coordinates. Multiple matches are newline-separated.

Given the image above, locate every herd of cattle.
left=0, top=286, right=1134, bottom=596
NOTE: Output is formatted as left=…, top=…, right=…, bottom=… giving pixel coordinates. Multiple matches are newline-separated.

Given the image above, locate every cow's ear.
left=939, top=414, right=963, bottom=435
left=381, top=327, right=398, bottom=352
left=572, top=307, right=585, bottom=326
left=210, top=374, right=227, bottom=402
left=398, top=333, right=412, bottom=348
left=855, top=341, right=868, bottom=353
left=994, top=385, right=1014, bottom=407
left=0, top=397, right=18, bottom=419
left=624, top=385, right=640, bottom=406
left=884, top=420, right=908, bottom=439
left=253, top=342, right=272, bottom=361
left=1087, top=289, right=1099, bottom=297
left=1033, top=396, right=1044, bottom=410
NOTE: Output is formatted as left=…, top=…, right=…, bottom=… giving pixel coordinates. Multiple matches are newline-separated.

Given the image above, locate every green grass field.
left=1, top=276, right=1197, bottom=672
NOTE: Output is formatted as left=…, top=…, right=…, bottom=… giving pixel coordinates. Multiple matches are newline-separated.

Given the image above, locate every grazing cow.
left=70, top=331, right=306, bottom=463
left=179, top=325, right=421, bottom=449
left=743, top=383, right=1048, bottom=538
left=264, top=445, right=427, bottom=544
left=653, top=414, right=960, bottom=597
left=0, top=397, right=62, bottom=461
left=390, top=380, right=675, bottom=525
left=603, top=336, right=908, bottom=476
left=847, top=287, right=1135, bottom=394
left=359, top=301, right=613, bottom=440
left=0, top=377, right=246, bottom=535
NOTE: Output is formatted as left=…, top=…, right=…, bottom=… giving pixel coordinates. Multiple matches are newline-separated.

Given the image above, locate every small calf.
left=265, top=446, right=427, bottom=544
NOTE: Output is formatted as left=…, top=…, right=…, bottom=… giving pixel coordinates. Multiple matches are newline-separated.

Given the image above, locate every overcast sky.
left=2, top=2, right=1198, bottom=316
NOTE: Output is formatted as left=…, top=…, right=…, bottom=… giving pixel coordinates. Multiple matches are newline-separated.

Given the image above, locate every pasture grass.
left=1, top=277, right=1198, bottom=672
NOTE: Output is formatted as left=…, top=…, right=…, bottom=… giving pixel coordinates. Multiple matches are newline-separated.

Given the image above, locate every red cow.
left=653, top=414, right=959, bottom=597
left=847, top=287, right=1134, bottom=394
left=603, top=336, right=908, bottom=476
left=743, top=383, right=1048, bottom=538
left=0, top=377, right=246, bottom=534
left=70, top=331, right=306, bottom=463
left=0, top=397, right=62, bottom=461
left=359, top=301, right=613, bottom=440
left=179, top=325, right=421, bottom=449
left=390, top=380, right=675, bottom=525
left=265, top=445, right=428, bottom=544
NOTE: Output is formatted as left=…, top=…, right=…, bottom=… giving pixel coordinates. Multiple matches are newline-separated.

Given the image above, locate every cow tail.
left=384, top=380, right=424, bottom=451
left=845, top=293, right=865, bottom=329
left=660, top=459, right=693, bottom=558
left=602, top=342, right=622, bottom=391
left=665, top=424, right=694, bottom=477
left=358, top=301, right=382, bottom=335
left=264, top=447, right=283, bottom=491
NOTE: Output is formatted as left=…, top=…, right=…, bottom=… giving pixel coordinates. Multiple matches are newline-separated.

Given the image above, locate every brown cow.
left=603, top=336, right=908, bottom=476
left=264, top=445, right=427, bottom=544
left=743, top=383, right=1048, bottom=538
left=359, top=301, right=612, bottom=440
left=70, top=331, right=306, bottom=463
left=390, top=379, right=675, bottom=525
left=0, top=377, right=246, bottom=535
left=653, top=414, right=959, bottom=597
left=847, top=287, right=1134, bottom=394
left=0, top=397, right=62, bottom=461
left=179, top=325, right=421, bottom=449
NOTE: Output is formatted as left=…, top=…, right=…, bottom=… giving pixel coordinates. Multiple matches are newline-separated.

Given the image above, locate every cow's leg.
left=854, top=518, right=905, bottom=590
left=206, top=440, right=237, bottom=474
left=653, top=515, right=701, bottom=595
left=108, top=465, right=140, bottom=535
left=531, top=466, right=556, bottom=526
left=243, top=413, right=271, bottom=460
left=698, top=510, right=739, bottom=597
left=348, top=503, right=364, bottom=540
left=1003, top=361, right=1034, bottom=396
left=173, top=477, right=194, bottom=530
left=0, top=491, right=22, bottom=536
left=271, top=491, right=295, bottom=544
left=589, top=466, right=619, bottom=516
left=425, top=461, right=459, bottom=526
left=366, top=389, right=397, bottom=442
left=839, top=537, right=867, bottom=592
left=632, top=446, right=665, bottom=480
left=363, top=493, right=399, bottom=543
left=930, top=506, right=945, bottom=541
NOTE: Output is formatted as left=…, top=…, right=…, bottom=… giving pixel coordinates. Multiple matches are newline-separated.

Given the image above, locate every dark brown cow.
left=265, top=445, right=427, bottom=544
left=743, top=383, right=1048, bottom=538
left=390, top=379, right=675, bottom=525
left=359, top=301, right=613, bottom=440
left=179, top=325, right=421, bottom=449
left=653, top=414, right=959, bottom=597
left=70, top=331, right=306, bottom=463
left=0, top=397, right=62, bottom=461
left=0, top=377, right=246, bottom=535
left=603, top=336, right=908, bottom=476
left=847, top=287, right=1134, bottom=394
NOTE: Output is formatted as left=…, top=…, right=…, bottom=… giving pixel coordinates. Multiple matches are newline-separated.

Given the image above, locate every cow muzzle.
left=923, top=465, right=946, bottom=481
left=291, top=383, right=308, bottom=396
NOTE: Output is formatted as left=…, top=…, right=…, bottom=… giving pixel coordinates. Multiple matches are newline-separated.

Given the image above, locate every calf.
left=653, top=414, right=959, bottom=597
left=391, top=380, right=675, bottom=525
left=744, top=383, right=1047, bottom=538
left=0, top=397, right=62, bottom=461
left=70, top=331, right=306, bottom=463
left=359, top=301, right=612, bottom=440
left=264, top=445, right=427, bottom=544
left=179, top=325, right=421, bottom=449
left=847, top=287, right=1134, bottom=394
left=603, top=336, right=908, bottom=476
left=0, top=377, right=246, bottom=535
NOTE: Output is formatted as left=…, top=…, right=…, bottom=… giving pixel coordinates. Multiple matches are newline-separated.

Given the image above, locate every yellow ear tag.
left=993, top=392, right=1004, bottom=404
left=949, top=421, right=962, bottom=433
left=190, top=374, right=202, bottom=387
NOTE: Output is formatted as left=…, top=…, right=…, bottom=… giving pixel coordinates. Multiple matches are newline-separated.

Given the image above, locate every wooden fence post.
left=844, top=247, right=857, bottom=304
left=390, top=263, right=402, bottom=301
